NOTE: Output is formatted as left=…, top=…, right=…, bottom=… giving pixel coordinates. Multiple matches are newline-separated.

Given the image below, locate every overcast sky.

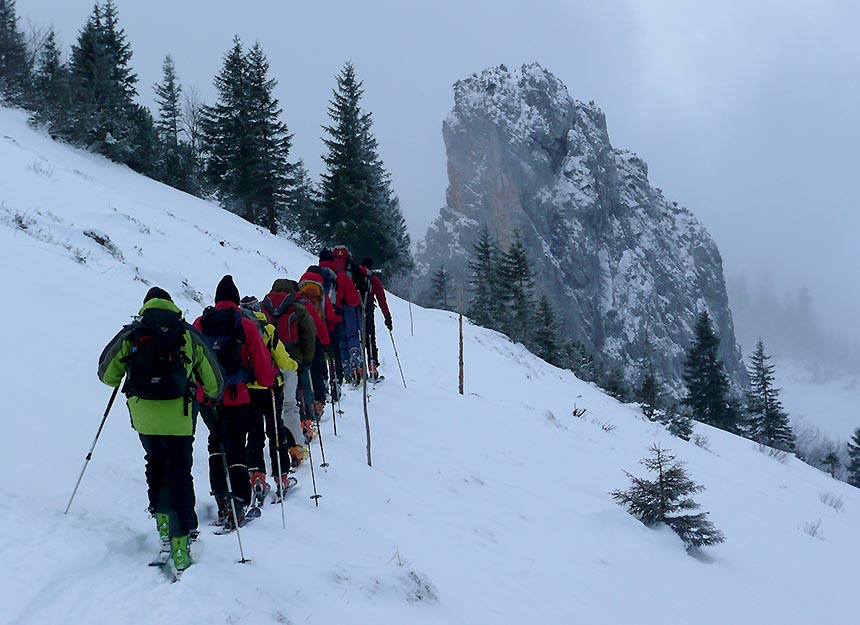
left=22, top=0, right=860, bottom=338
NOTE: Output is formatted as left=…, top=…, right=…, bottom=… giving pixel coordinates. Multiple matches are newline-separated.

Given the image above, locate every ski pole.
left=298, top=388, right=322, bottom=506
left=271, top=388, right=286, bottom=530
left=389, top=330, right=407, bottom=389
left=326, top=352, right=339, bottom=435
left=315, top=413, right=330, bottom=468
left=215, top=408, right=249, bottom=563
left=360, top=293, right=373, bottom=467
left=65, top=384, right=120, bottom=514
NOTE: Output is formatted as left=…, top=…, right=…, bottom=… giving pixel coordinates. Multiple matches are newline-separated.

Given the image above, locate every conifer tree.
left=638, top=364, right=663, bottom=421
left=467, top=227, right=499, bottom=328
left=746, top=339, right=795, bottom=451
left=567, top=341, right=597, bottom=382
left=153, top=54, right=195, bottom=190
left=430, top=265, right=450, bottom=310
left=846, top=427, right=860, bottom=488
left=68, top=1, right=139, bottom=163
left=682, top=311, right=738, bottom=432
left=601, top=366, right=629, bottom=401
left=611, top=444, right=725, bottom=550
left=531, top=295, right=561, bottom=365
left=823, top=449, right=841, bottom=478
left=244, top=42, right=292, bottom=235
left=31, top=28, right=70, bottom=133
left=498, top=230, right=534, bottom=343
left=0, top=0, right=30, bottom=104
left=283, top=159, right=320, bottom=246
left=203, top=36, right=256, bottom=220
left=319, top=61, right=412, bottom=275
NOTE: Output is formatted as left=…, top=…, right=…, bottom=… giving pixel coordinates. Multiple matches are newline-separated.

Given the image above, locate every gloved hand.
left=384, top=316, right=393, bottom=331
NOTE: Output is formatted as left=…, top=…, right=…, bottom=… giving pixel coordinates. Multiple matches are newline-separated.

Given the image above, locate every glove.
left=384, top=316, right=393, bottom=331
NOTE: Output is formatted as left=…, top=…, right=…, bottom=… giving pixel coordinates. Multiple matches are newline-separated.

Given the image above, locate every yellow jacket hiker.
left=97, top=287, right=223, bottom=573
left=239, top=296, right=305, bottom=501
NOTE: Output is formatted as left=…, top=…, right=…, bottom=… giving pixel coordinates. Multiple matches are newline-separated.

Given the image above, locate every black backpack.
left=200, top=306, right=250, bottom=389
left=122, top=308, right=191, bottom=401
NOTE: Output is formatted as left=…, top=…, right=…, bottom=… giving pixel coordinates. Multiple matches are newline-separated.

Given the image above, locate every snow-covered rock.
left=417, top=63, right=745, bottom=390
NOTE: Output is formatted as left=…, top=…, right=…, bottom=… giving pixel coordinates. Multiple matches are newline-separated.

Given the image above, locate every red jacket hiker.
left=364, top=267, right=391, bottom=319
left=193, top=300, right=275, bottom=406
left=298, top=271, right=332, bottom=345
left=319, top=258, right=360, bottom=308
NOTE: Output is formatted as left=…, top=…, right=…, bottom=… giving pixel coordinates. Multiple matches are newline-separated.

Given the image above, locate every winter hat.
left=215, top=275, right=240, bottom=305
left=240, top=295, right=261, bottom=312
left=143, top=286, right=172, bottom=303
left=360, top=257, right=373, bottom=269
left=271, top=278, right=297, bottom=294
left=319, top=248, right=334, bottom=263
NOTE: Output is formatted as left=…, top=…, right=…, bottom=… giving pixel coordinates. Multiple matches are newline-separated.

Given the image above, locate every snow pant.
left=297, top=365, right=314, bottom=424
left=139, top=433, right=197, bottom=538
left=200, top=404, right=252, bottom=507
left=246, top=386, right=293, bottom=476
left=281, top=369, right=302, bottom=447
left=365, top=304, right=378, bottom=366
left=339, top=304, right=363, bottom=371
left=310, top=340, right=327, bottom=403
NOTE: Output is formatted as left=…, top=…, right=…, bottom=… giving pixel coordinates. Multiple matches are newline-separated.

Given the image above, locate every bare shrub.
left=819, top=491, right=844, bottom=512
left=756, top=443, right=790, bottom=464
left=84, top=229, right=124, bottom=262
left=572, top=405, right=587, bottom=418
left=801, top=518, right=823, bottom=539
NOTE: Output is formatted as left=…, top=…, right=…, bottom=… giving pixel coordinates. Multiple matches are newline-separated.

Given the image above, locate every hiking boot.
left=214, top=496, right=229, bottom=526
left=155, top=512, right=170, bottom=543
left=312, top=400, right=326, bottom=419
left=302, top=419, right=315, bottom=442
left=222, top=499, right=246, bottom=531
left=249, top=471, right=269, bottom=505
left=171, top=535, right=191, bottom=571
left=288, top=445, right=304, bottom=469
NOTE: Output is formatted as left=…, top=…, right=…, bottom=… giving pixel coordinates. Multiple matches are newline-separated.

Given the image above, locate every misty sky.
left=22, top=0, right=860, bottom=338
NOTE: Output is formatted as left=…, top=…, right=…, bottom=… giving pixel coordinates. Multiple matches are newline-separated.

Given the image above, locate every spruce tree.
left=638, top=365, right=663, bottom=421
left=846, top=427, right=860, bottom=488
left=430, top=265, right=450, bottom=310
left=498, top=230, right=534, bottom=343
left=203, top=36, right=256, bottom=220
left=154, top=54, right=194, bottom=189
left=611, top=444, right=725, bottom=550
left=746, top=339, right=795, bottom=450
left=531, top=295, right=561, bottom=365
left=283, top=159, right=320, bottom=246
left=319, top=61, right=412, bottom=275
left=68, top=1, right=139, bottom=162
left=682, top=311, right=738, bottom=432
left=601, top=366, right=629, bottom=401
left=823, top=449, right=840, bottom=478
left=0, top=0, right=30, bottom=104
left=31, top=28, right=70, bottom=134
left=567, top=341, right=597, bottom=382
left=467, top=227, right=499, bottom=328
left=245, top=42, right=292, bottom=235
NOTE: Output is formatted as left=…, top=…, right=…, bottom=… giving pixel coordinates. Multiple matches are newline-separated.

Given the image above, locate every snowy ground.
left=2, top=107, right=860, bottom=625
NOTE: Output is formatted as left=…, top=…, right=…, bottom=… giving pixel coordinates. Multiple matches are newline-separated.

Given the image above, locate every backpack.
left=240, top=307, right=269, bottom=347
left=122, top=308, right=191, bottom=401
left=261, top=293, right=299, bottom=349
left=199, top=306, right=250, bottom=388
left=320, top=267, right=338, bottom=310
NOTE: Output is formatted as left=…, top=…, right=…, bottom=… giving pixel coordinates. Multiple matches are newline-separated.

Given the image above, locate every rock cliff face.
left=416, top=63, right=745, bottom=390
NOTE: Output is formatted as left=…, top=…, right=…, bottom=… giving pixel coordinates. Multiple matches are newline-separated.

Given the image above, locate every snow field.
left=1, top=107, right=859, bottom=624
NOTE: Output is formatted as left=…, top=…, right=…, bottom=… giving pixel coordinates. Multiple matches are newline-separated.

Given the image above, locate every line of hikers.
left=97, top=246, right=392, bottom=571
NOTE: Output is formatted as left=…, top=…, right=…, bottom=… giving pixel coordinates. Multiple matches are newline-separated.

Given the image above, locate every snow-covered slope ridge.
left=1, top=107, right=858, bottom=625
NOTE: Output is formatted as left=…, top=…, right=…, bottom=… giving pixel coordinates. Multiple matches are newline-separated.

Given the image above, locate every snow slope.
left=2, top=107, right=860, bottom=625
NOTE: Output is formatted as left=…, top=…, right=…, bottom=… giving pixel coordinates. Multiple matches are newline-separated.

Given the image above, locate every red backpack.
left=261, top=292, right=299, bottom=349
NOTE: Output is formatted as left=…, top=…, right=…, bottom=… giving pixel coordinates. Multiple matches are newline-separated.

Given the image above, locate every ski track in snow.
left=1, top=107, right=859, bottom=624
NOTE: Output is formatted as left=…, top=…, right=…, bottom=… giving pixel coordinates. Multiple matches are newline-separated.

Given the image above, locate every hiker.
left=98, top=287, right=224, bottom=571
left=262, top=278, right=317, bottom=448
left=331, top=245, right=367, bottom=383
left=359, top=257, right=392, bottom=380
left=298, top=268, right=336, bottom=420
left=319, top=248, right=358, bottom=386
left=239, top=295, right=299, bottom=503
left=194, top=275, right=275, bottom=531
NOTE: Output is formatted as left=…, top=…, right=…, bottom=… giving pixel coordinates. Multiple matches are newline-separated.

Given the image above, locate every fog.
left=22, top=0, right=860, bottom=359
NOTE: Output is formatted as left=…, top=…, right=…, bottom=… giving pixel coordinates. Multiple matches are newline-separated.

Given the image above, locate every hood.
left=138, top=297, right=182, bottom=316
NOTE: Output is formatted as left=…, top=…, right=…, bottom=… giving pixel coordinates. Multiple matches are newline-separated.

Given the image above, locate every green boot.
left=171, top=535, right=191, bottom=571
left=155, top=513, right=170, bottom=545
